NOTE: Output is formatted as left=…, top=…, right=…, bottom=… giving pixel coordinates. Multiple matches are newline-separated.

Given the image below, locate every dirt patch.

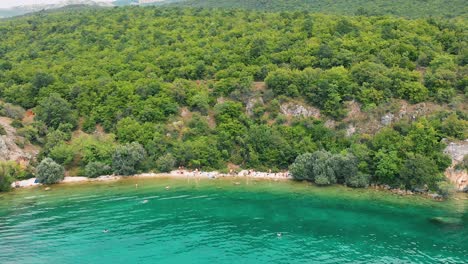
left=22, top=110, right=35, bottom=124
left=252, top=82, right=266, bottom=91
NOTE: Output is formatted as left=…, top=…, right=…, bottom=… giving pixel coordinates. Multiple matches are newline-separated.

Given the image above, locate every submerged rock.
left=429, top=217, right=463, bottom=227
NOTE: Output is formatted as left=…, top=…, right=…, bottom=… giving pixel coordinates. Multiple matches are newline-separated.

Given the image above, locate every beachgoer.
left=277, top=232, right=282, bottom=237
left=103, top=229, right=109, bottom=233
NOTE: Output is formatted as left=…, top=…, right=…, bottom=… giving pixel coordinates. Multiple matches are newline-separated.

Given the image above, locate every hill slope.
left=174, top=0, right=468, bottom=18
left=0, top=7, right=466, bottom=192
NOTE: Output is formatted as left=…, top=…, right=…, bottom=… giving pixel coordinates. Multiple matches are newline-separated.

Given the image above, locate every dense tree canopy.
left=0, top=6, right=465, bottom=192
left=174, top=0, right=468, bottom=19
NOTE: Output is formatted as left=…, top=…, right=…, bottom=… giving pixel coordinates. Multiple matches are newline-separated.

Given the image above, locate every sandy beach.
left=11, top=169, right=292, bottom=188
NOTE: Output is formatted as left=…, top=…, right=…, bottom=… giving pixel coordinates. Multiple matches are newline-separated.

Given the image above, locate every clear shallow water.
left=0, top=177, right=466, bottom=264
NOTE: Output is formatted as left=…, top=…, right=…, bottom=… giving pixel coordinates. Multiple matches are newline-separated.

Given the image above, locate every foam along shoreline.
left=11, top=169, right=292, bottom=188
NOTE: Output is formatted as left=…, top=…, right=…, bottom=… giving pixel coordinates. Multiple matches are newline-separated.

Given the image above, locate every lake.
left=0, top=177, right=466, bottom=263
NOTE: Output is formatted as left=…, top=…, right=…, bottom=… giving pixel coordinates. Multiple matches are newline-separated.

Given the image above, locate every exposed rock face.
left=346, top=124, right=356, bottom=137
left=444, top=140, right=468, bottom=191
left=0, top=117, right=38, bottom=166
left=246, top=97, right=264, bottom=116
left=280, top=103, right=320, bottom=118
left=381, top=113, right=394, bottom=126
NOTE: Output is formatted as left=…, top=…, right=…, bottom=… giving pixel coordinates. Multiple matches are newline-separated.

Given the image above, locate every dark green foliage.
left=84, top=162, right=112, bottom=178
left=0, top=125, right=6, bottom=135
left=0, top=6, right=462, bottom=190
left=155, top=153, right=176, bottom=173
left=10, top=119, right=23, bottom=129
left=35, top=93, right=77, bottom=130
left=36, top=158, right=65, bottom=184
left=346, top=172, right=371, bottom=188
left=289, top=153, right=314, bottom=181
left=290, top=151, right=362, bottom=187
left=175, top=0, right=467, bottom=18
left=112, top=142, right=147, bottom=176
left=0, top=162, right=27, bottom=191
left=400, top=154, right=441, bottom=190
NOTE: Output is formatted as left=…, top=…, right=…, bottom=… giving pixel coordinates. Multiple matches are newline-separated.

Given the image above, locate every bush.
left=0, top=125, right=6, bottom=136
left=345, top=172, right=370, bottom=188
left=35, top=93, right=77, bottom=130
left=436, top=181, right=456, bottom=198
left=454, top=155, right=468, bottom=171
left=17, top=125, right=40, bottom=143
left=155, top=153, right=176, bottom=173
left=290, top=151, right=363, bottom=187
left=36, top=158, right=65, bottom=184
left=112, top=142, right=147, bottom=176
left=0, top=161, right=26, bottom=191
left=289, top=153, right=314, bottom=181
left=84, top=162, right=111, bottom=178
left=10, top=119, right=24, bottom=129
left=2, top=103, right=25, bottom=120
left=48, top=144, right=75, bottom=166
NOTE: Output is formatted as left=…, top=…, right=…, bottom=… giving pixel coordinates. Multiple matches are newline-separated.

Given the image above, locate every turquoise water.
left=0, top=177, right=466, bottom=263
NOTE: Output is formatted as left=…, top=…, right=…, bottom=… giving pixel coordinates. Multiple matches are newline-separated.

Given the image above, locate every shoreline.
left=12, top=169, right=292, bottom=188
left=11, top=169, right=465, bottom=201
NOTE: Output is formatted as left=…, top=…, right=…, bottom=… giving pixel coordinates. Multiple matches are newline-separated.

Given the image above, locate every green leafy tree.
left=112, top=142, right=147, bottom=176
left=84, top=162, right=111, bottom=178
left=400, top=153, right=440, bottom=190
left=36, top=158, right=65, bottom=184
left=0, top=162, right=27, bottom=191
left=156, top=153, right=176, bottom=173
left=35, top=93, right=77, bottom=129
left=289, top=153, right=314, bottom=181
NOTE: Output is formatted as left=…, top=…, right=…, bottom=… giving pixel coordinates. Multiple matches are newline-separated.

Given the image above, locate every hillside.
left=174, top=0, right=468, bottom=19
left=0, top=6, right=466, bottom=192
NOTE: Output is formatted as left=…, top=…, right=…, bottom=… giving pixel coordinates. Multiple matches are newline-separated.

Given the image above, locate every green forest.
left=174, top=0, right=468, bottom=18
left=0, top=6, right=466, bottom=194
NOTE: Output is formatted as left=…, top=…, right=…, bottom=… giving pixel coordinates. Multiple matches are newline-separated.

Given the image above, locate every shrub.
left=49, top=144, right=75, bottom=166
left=2, top=103, right=25, bottom=119
left=290, top=151, right=362, bottom=187
left=17, top=125, right=40, bottom=143
left=10, top=119, right=24, bottom=129
left=345, top=172, right=370, bottom=188
left=0, top=161, right=26, bottom=191
left=112, top=142, right=147, bottom=176
left=36, top=158, right=65, bottom=184
left=35, top=93, right=77, bottom=129
left=0, top=125, right=6, bottom=136
left=289, top=153, right=314, bottom=180
left=436, top=181, right=456, bottom=198
left=84, top=162, right=111, bottom=178
left=454, top=155, right=468, bottom=171
left=155, top=153, right=176, bottom=173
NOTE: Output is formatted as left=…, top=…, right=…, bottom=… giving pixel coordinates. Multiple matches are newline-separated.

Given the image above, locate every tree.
left=32, top=72, right=55, bottom=94
left=112, top=142, right=147, bottom=176
left=374, top=150, right=403, bottom=186
left=345, top=172, right=370, bottom=188
left=0, top=161, right=27, bottom=191
left=400, top=154, right=440, bottom=190
left=156, top=153, right=176, bottom=173
left=329, top=153, right=359, bottom=185
left=35, top=93, right=77, bottom=129
left=85, top=162, right=111, bottom=178
left=36, top=158, right=65, bottom=184
left=289, top=153, right=314, bottom=180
